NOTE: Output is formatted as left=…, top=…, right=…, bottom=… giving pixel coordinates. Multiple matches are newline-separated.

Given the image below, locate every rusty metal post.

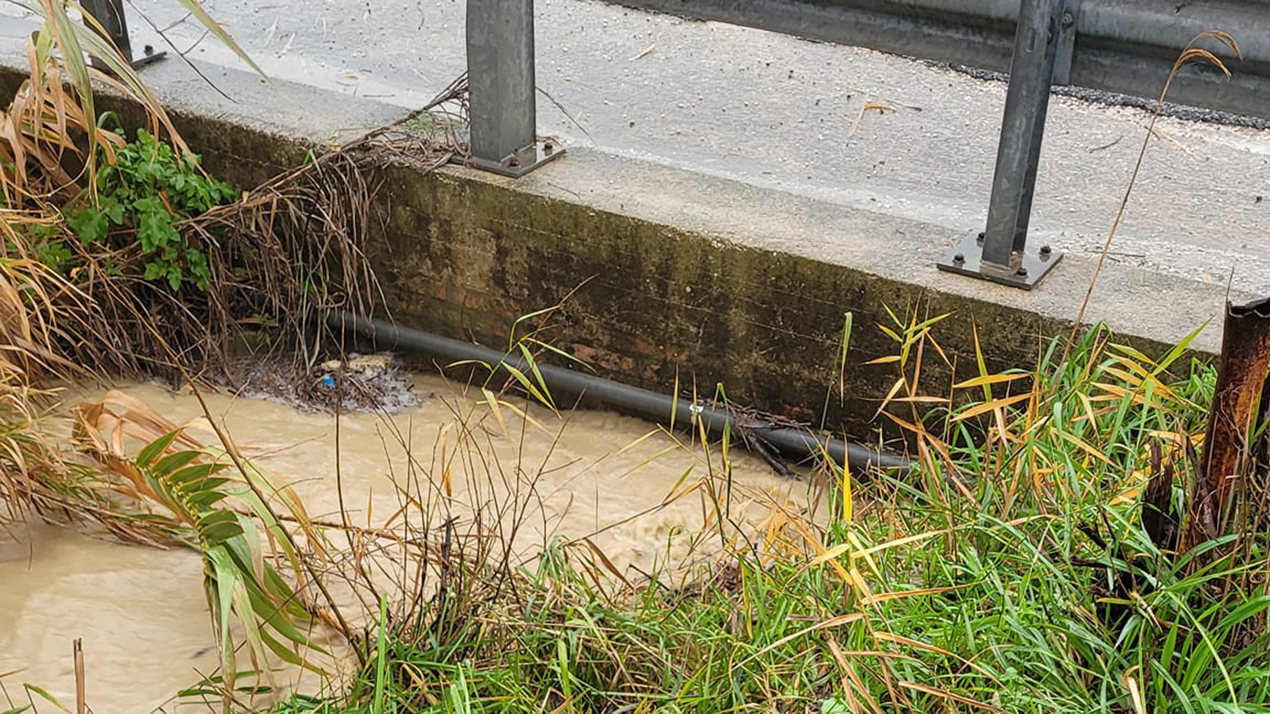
left=1186, top=297, right=1270, bottom=550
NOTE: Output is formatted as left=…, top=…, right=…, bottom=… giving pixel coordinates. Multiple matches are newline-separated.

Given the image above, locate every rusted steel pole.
left=1188, top=297, right=1270, bottom=548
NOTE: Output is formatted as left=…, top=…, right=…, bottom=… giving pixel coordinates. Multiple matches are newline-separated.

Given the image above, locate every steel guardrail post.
left=463, top=0, right=564, bottom=178
left=937, top=0, right=1065, bottom=290
left=1052, top=0, right=1082, bottom=85
left=81, top=0, right=166, bottom=72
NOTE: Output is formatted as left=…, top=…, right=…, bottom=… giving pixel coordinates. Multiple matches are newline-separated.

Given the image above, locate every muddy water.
left=1, top=374, right=817, bottom=713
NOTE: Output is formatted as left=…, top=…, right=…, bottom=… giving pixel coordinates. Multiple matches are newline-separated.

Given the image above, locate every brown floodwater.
left=1, top=374, right=817, bottom=714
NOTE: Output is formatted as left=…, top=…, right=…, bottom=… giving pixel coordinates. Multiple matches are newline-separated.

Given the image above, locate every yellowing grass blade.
left=1056, top=430, right=1113, bottom=465
left=494, top=399, right=553, bottom=435
left=873, top=631, right=961, bottom=659
left=842, top=458, right=853, bottom=523
left=952, top=393, right=1031, bottom=422
left=809, top=540, right=853, bottom=566
left=972, top=322, right=992, bottom=402
left=952, top=373, right=1029, bottom=389
left=848, top=531, right=882, bottom=579
left=1123, top=669, right=1147, bottom=714
left=480, top=387, right=509, bottom=436
left=873, top=376, right=906, bottom=418
left=616, top=429, right=661, bottom=456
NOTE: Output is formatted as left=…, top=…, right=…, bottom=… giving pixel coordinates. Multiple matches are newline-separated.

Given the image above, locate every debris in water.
left=213, top=352, right=424, bottom=414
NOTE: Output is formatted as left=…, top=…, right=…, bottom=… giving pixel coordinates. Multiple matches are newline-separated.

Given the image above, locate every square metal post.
left=1052, top=0, right=1082, bottom=86
left=938, top=0, right=1065, bottom=290
left=463, top=0, right=562, bottom=178
left=82, top=0, right=166, bottom=71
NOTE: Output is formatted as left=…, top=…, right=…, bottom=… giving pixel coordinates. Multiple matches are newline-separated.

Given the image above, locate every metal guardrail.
left=452, top=0, right=1259, bottom=287
left=82, top=0, right=1256, bottom=289
left=455, top=0, right=1257, bottom=288
left=610, top=0, right=1270, bottom=121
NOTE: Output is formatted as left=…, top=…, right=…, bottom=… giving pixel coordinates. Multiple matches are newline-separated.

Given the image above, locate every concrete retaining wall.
left=366, top=163, right=1086, bottom=439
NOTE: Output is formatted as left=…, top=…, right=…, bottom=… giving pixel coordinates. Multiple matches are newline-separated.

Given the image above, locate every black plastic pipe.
left=326, top=311, right=914, bottom=475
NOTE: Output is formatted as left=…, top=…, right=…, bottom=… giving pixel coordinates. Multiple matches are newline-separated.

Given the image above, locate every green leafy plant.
left=64, top=128, right=239, bottom=291
left=72, top=391, right=329, bottom=706
left=130, top=430, right=323, bottom=675
left=5, top=221, right=71, bottom=271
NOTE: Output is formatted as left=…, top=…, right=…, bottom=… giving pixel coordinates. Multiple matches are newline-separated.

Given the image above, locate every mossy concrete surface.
left=0, top=51, right=1236, bottom=445
left=366, top=159, right=1209, bottom=440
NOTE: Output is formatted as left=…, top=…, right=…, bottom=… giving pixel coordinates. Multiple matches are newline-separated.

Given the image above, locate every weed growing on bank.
left=251, top=323, right=1267, bottom=714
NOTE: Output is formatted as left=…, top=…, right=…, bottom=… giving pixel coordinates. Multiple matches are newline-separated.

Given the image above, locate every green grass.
left=259, top=322, right=1268, bottom=714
